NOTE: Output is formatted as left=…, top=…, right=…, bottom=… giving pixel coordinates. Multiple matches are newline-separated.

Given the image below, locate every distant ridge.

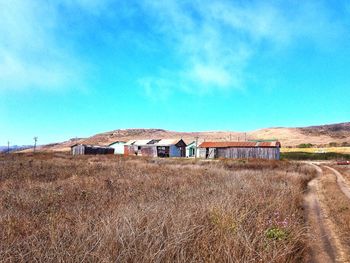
left=0, top=145, right=32, bottom=153
left=28, top=122, right=350, bottom=152
left=299, top=122, right=350, bottom=138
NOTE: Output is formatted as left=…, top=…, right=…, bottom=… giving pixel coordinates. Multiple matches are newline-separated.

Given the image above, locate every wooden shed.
left=156, top=139, right=186, bottom=157
left=124, top=139, right=186, bottom=158
left=71, top=144, right=115, bottom=155
left=198, top=141, right=281, bottom=160
left=124, top=140, right=153, bottom=156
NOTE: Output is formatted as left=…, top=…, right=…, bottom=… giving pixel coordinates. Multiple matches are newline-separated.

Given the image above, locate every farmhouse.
left=198, top=141, right=281, bottom=160
left=108, top=141, right=126, bottom=155
left=124, top=139, right=186, bottom=157
left=71, top=144, right=114, bottom=155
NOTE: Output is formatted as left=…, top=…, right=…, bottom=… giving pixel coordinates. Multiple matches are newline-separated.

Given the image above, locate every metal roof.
left=70, top=144, right=113, bottom=149
left=186, top=141, right=196, bottom=147
left=125, top=140, right=136, bottom=145
left=124, top=139, right=186, bottom=147
left=108, top=141, right=126, bottom=146
left=132, top=139, right=153, bottom=146
left=199, top=141, right=281, bottom=148
left=155, top=139, right=184, bottom=146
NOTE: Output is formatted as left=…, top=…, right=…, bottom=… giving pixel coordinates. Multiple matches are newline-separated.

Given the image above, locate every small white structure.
left=108, top=141, right=126, bottom=155
left=124, top=139, right=186, bottom=157
left=186, top=141, right=197, bottom=157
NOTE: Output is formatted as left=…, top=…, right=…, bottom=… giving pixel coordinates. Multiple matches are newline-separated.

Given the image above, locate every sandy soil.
left=305, top=163, right=350, bottom=263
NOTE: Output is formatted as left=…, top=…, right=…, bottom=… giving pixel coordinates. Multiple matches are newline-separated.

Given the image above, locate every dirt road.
left=324, top=166, right=350, bottom=200
left=305, top=163, right=350, bottom=263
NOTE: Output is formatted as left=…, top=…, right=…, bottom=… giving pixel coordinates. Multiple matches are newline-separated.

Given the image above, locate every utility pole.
left=33, top=137, right=38, bottom=153
left=195, top=136, right=199, bottom=159
left=7, top=141, right=10, bottom=154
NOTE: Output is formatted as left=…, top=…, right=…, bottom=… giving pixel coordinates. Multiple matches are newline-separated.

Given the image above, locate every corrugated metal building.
left=124, top=139, right=186, bottom=157
left=124, top=139, right=152, bottom=156
left=71, top=144, right=115, bottom=155
left=108, top=141, right=126, bottom=155
left=198, top=141, right=281, bottom=160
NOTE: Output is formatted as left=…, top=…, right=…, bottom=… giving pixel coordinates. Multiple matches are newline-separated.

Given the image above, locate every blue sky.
left=1, top=0, right=350, bottom=145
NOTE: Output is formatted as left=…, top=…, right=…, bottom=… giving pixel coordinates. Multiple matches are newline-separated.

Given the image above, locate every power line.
left=195, top=136, right=199, bottom=159
left=33, top=137, right=38, bottom=153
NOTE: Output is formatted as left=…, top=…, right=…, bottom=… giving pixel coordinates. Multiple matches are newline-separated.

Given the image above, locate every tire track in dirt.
left=324, top=166, right=350, bottom=200
left=304, top=163, right=349, bottom=263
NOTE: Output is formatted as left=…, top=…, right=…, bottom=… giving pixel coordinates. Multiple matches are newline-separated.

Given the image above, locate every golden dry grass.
left=0, top=153, right=315, bottom=262
left=281, top=147, right=350, bottom=154
left=330, top=165, right=350, bottom=182
left=319, top=167, right=350, bottom=248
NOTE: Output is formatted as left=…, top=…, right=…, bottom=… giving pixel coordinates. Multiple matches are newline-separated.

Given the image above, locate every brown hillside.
left=35, top=122, right=350, bottom=152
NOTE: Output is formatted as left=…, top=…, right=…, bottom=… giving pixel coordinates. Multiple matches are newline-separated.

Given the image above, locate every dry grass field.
left=0, top=153, right=316, bottom=262
left=319, top=167, right=350, bottom=248
left=335, top=165, right=350, bottom=182
left=281, top=147, right=350, bottom=154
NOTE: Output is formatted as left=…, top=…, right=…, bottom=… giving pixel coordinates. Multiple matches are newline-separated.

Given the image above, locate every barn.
left=124, top=139, right=187, bottom=157
left=198, top=141, right=281, bottom=160
left=108, top=141, right=126, bottom=155
left=71, top=144, right=115, bottom=155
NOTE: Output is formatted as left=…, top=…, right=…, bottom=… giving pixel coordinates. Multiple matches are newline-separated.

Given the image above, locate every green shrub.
left=266, top=227, right=288, bottom=241
left=297, top=143, right=313, bottom=148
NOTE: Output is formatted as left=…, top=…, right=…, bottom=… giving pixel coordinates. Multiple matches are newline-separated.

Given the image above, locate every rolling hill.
left=32, top=122, right=350, bottom=152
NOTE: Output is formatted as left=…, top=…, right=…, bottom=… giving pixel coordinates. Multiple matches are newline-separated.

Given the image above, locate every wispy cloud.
left=0, top=0, right=347, bottom=95
left=138, top=0, right=347, bottom=97
left=0, top=0, right=113, bottom=91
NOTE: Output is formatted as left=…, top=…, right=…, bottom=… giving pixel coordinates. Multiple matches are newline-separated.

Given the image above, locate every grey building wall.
left=199, top=147, right=280, bottom=160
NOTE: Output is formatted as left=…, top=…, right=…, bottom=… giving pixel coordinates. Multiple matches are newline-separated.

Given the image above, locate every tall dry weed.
left=0, top=153, right=315, bottom=262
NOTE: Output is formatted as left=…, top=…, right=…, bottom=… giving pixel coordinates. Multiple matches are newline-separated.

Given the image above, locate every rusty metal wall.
left=124, top=145, right=137, bottom=156
left=140, top=146, right=157, bottom=157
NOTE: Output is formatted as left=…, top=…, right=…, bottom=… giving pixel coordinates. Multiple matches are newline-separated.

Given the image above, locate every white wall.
left=109, top=143, right=125, bottom=154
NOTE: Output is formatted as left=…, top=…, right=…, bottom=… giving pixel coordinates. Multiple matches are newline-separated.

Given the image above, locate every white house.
left=186, top=141, right=197, bottom=157
left=108, top=141, right=126, bottom=155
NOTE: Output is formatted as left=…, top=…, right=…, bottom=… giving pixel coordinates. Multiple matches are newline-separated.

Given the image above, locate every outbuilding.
left=186, top=141, right=197, bottom=157
left=156, top=139, right=186, bottom=157
left=71, top=144, right=115, bottom=155
left=124, top=139, right=187, bottom=157
left=108, top=141, right=126, bottom=155
left=124, top=139, right=153, bottom=156
left=198, top=141, right=281, bottom=160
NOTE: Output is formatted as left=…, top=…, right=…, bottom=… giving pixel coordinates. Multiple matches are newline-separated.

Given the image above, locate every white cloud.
left=191, top=65, right=231, bottom=87
left=138, top=77, right=173, bottom=101
left=0, top=0, right=346, bottom=95
left=0, top=0, right=91, bottom=91
left=138, top=0, right=347, bottom=96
